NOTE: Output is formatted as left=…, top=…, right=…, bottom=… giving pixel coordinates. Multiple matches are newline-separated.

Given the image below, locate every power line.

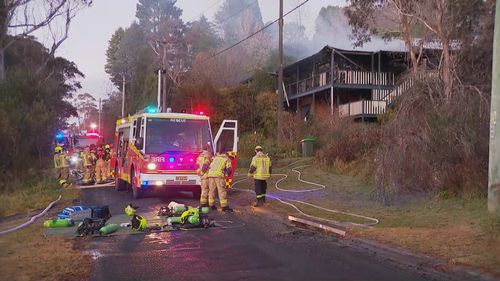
left=202, top=0, right=310, bottom=62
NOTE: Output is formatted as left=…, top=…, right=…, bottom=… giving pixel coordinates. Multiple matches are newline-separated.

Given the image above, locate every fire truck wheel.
left=115, top=168, right=126, bottom=191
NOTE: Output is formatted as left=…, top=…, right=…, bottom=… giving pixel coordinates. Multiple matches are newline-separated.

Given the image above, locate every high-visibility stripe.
left=207, top=156, right=227, bottom=178
left=256, top=194, right=266, bottom=198
left=200, top=198, right=208, bottom=203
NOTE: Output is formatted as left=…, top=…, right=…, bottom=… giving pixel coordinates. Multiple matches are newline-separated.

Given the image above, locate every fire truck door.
left=213, top=120, right=238, bottom=187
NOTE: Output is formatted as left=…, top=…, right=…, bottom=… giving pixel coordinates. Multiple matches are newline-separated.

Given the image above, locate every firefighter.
left=248, top=145, right=272, bottom=207
left=54, top=146, right=70, bottom=187
left=95, top=146, right=107, bottom=184
left=82, top=146, right=93, bottom=184
left=104, top=144, right=113, bottom=178
left=207, top=152, right=233, bottom=212
left=196, top=147, right=212, bottom=207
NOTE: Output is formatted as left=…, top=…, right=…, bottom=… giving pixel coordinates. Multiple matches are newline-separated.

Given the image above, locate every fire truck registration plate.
left=176, top=176, right=188, bottom=181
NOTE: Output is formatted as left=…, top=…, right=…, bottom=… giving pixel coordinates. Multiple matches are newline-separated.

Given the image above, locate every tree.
left=346, top=0, right=486, bottom=99
left=136, top=0, right=182, bottom=33
left=185, top=16, right=221, bottom=55
left=214, top=0, right=264, bottom=44
left=0, top=37, right=81, bottom=178
left=74, top=93, right=97, bottom=130
left=0, top=0, right=91, bottom=80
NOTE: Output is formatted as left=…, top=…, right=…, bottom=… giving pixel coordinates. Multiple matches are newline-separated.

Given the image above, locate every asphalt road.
left=80, top=186, right=467, bottom=281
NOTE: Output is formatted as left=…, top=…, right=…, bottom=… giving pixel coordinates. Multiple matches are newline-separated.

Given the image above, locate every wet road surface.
left=81, top=186, right=462, bottom=281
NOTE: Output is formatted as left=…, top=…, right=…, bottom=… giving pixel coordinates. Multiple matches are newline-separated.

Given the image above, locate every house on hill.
left=282, top=45, right=437, bottom=120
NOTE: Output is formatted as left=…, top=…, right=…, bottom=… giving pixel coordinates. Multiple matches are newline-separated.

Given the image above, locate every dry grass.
left=0, top=179, right=80, bottom=218
left=0, top=176, right=89, bottom=281
left=0, top=222, right=91, bottom=281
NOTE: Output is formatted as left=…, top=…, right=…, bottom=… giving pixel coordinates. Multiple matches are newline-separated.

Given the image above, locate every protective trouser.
left=255, top=179, right=267, bottom=203
left=208, top=177, right=228, bottom=208
left=95, top=159, right=107, bottom=183
left=59, top=167, right=69, bottom=186
left=83, top=166, right=92, bottom=183
left=199, top=178, right=210, bottom=205
left=107, top=160, right=114, bottom=178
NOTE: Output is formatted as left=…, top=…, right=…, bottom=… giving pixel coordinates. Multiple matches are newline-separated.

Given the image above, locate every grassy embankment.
left=0, top=178, right=90, bottom=281
left=234, top=158, right=500, bottom=276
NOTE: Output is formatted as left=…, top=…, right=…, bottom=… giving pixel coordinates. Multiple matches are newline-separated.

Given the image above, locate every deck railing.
left=286, top=70, right=395, bottom=97
left=287, top=72, right=331, bottom=97
left=334, top=70, right=395, bottom=86
left=339, top=100, right=388, bottom=117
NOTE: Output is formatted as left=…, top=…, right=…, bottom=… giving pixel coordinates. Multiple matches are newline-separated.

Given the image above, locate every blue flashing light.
left=145, top=106, right=158, bottom=113
left=56, top=133, right=64, bottom=139
left=169, top=157, right=175, bottom=163
left=142, top=181, right=149, bottom=186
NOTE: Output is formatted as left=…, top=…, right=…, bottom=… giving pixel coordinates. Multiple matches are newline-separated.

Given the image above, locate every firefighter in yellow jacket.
left=54, top=146, right=70, bottom=187
left=248, top=145, right=272, bottom=207
left=196, top=148, right=212, bottom=207
left=207, top=152, right=233, bottom=212
left=81, top=146, right=94, bottom=184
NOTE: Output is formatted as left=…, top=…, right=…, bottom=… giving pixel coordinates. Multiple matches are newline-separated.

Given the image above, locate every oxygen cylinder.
left=167, top=201, right=186, bottom=213
left=43, top=219, right=73, bottom=228
left=167, top=216, right=182, bottom=224
left=187, top=215, right=200, bottom=225
left=200, top=207, right=209, bottom=214
left=173, top=205, right=187, bottom=213
left=99, top=224, right=119, bottom=235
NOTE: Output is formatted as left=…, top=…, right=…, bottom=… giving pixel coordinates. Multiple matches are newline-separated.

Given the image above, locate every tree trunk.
left=401, top=15, right=419, bottom=76
left=441, top=39, right=452, bottom=99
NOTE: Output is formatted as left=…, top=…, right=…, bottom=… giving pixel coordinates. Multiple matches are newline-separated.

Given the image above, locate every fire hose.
left=232, top=160, right=379, bottom=227
left=0, top=195, right=62, bottom=235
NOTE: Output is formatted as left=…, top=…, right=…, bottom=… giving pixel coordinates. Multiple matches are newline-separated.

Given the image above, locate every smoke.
left=284, top=6, right=407, bottom=61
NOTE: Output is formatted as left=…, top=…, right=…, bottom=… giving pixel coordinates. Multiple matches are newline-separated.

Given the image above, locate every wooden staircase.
left=339, top=71, right=435, bottom=118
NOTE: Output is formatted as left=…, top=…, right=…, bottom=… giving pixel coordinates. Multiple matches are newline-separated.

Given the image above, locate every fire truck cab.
left=113, top=111, right=238, bottom=199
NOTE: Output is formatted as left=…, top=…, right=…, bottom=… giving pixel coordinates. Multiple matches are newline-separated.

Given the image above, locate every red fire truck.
left=112, top=110, right=238, bottom=199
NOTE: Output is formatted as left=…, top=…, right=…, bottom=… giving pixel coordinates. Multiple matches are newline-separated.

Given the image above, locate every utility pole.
left=98, top=98, right=101, bottom=134
left=121, top=74, right=126, bottom=117
left=162, top=42, right=168, bottom=112
left=157, top=69, right=162, bottom=111
left=277, top=0, right=284, bottom=147
left=489, top=2, right=500, bottom=215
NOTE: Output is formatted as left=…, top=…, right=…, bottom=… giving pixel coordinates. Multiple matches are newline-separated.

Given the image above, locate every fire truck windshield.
left=145, top=118, right=212, bottom=154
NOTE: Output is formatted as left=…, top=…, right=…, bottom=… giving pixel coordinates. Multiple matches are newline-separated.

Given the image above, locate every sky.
left=33, top=0, right=347, bottom=101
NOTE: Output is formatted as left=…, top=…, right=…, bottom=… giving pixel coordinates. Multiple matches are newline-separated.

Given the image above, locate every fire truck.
left=113, top=109, right=238, bottom=199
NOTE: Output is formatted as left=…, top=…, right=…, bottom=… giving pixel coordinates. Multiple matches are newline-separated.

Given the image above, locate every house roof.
left=283, top=45, right=407, bottom=71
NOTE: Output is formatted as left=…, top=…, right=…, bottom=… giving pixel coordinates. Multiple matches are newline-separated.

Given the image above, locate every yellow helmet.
left=255, top=145, right=263, bottom=151
left=55, top=146, right=63, bottom=153
left=105, top=144, right=110, bottom=149
left=124, top=204, right=138, bottom=216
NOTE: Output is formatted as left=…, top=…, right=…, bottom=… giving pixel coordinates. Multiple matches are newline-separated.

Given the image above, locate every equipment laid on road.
left=43, top=218, right=74, bottom=228
left=77, top=218, right=107, bottom=236
left=156, top=201, right=214, bottom=229
left=58, top=205, right=92, bottom=221
left=99, top=223, right=119, bottom=235
left=113, top=111, right=238, bottom=199
left=124, top=204, right=148, bottom=231
left=166, top=208, right=214, bottom=228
